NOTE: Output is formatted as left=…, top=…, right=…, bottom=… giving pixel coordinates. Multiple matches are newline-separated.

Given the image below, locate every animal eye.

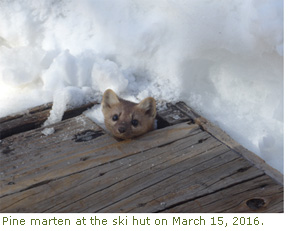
left=131, top=119, right=139, bottom=127
left=112, top=114, right=119, bottom=121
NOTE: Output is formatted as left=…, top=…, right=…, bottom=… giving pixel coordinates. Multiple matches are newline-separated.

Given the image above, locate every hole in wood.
left=246, top=198, right=266, bottom=210
left=198, top=138, right=209, bottom=143
left=155, top=115, right=171, bottom=130
left=98, top=172, right=106, bottom=177
left=80, top=156, right=90, bottom=161
left=73, top=130, right=105, bottom=142
left=237, top=166, right=251, bottom=173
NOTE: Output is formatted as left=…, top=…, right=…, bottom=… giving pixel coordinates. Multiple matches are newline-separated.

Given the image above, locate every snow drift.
left=0, top=0, right=283, bottom=172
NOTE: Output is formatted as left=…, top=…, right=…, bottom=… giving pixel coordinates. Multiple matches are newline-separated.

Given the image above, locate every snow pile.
left=0, top=0, right=283, bottom=172
left=43, top=86, right=95, bottom=126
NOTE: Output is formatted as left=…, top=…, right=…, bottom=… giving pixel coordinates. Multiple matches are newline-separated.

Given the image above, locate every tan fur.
left=101, top=89, right=156, bottom=139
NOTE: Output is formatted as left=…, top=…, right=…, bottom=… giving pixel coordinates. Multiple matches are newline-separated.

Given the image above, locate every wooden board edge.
left=0, top=103, right=53, bottom=124
left=0, top=101, right=99, bottom=139
left=175, top=101, right=283, bottom=186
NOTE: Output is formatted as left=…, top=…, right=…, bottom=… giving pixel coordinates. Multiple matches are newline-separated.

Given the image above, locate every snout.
left=113, top=124, right=132, bottom=139
left=118, top=127, right=126, bottom=134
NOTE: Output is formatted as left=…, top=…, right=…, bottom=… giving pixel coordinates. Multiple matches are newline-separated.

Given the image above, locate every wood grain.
left=0, top=102, right=97, bottom=139
left=0, top=102, right=283, bottom=213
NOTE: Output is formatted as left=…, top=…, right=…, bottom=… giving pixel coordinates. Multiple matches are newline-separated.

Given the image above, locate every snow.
left=0, top=0, right=283, bottom=173
left=41, top=127, right=55, bottom=136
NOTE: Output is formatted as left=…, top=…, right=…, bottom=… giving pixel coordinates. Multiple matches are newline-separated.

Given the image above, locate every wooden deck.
left=0, top=101, right=283, bottom=213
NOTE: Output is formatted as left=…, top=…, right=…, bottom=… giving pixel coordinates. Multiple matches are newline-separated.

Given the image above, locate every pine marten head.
left=101, top=89, right=156, bottom=139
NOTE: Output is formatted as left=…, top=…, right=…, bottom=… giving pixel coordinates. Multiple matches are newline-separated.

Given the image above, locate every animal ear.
left=102, top=89, right=120, bottom=108
left=137, top=97, right=156, bottom=118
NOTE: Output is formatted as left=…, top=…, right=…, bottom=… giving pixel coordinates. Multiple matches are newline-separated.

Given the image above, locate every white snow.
left=41, top=127, right=55, bottom=136
left=0, top=0, right=283, bottom=173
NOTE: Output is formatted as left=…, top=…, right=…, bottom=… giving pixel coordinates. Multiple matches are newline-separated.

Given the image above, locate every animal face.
left=101, top=89, right=156, bottom=139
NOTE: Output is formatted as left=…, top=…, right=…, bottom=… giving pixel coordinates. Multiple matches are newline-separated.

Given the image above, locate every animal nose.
left=118, top=127, right=126, bottom=133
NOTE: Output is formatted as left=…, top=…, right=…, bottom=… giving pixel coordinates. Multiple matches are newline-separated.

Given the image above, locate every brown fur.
left=101, top=89, right=156, bottom=139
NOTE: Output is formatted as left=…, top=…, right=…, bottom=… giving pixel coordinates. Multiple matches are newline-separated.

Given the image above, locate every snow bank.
left=0, top=0, right=283, bottom=172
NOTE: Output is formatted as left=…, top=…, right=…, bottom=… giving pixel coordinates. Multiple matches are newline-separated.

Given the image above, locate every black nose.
left=118, top=127, right=126, bottom=133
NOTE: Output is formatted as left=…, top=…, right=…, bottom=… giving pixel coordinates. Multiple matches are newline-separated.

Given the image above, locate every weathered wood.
left=0, top=115, right=114, bottom=197
left=156, top=102, right=191, bottom=126
left=163, top=174, right=283, bottom=213
left=175, top=101, right=283, bottom=185
left=0, top=103, right=52, bottom=139
left=0, top=102, right=97, bottom=139
left=0, top=118, right=205, bottom=212
left=0, top=101, right=283, bottom=213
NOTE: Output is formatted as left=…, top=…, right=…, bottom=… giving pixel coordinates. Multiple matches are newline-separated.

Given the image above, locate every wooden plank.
left=0, top=118, right=202, bottom=211
left=0, top=102, right=97, bottom=139
left=0, top=103, right=52, bottom=139
left=163, top=174, right=283, bottom=213
left=58, top=131, right=223, bottom=213
left=99, top=150, right=266, bottom=213
left=0, top=101, right=283, bottom=213
left=175, top=101, right=283, bottom=185
left=0, top=123, right=221, bottom=212
left=0, top=115, right=114, bottom=196
left=0, top=115, right=282, bottom=213
left=0, top=103, right=52, bottom=124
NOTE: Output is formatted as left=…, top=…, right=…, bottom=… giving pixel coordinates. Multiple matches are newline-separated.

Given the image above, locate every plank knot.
left=246, top=198, right=266, bottom=210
